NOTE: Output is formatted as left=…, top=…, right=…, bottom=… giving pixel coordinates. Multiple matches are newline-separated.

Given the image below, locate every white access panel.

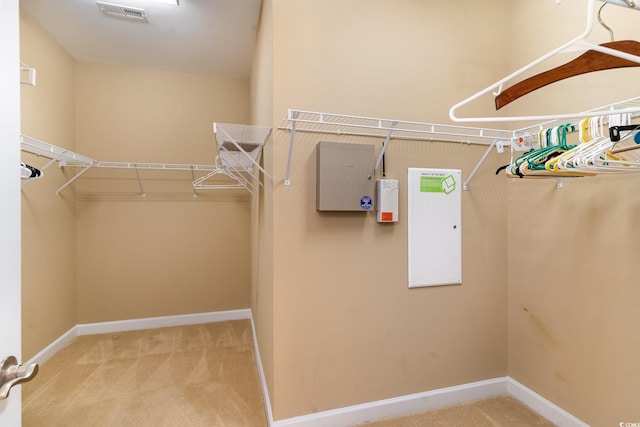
left=408, top=168, right=462, bottom=287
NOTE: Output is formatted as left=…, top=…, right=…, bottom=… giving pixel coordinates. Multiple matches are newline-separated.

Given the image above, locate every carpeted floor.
left=22, top=320, right=268, bottom=427
left=355, top=394, right=555, bottom=427
left=23, top=320, right=554, bottom=427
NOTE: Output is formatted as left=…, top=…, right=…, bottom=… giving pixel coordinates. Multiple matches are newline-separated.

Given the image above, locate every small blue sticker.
left=360, top=196, right=372, bottom=210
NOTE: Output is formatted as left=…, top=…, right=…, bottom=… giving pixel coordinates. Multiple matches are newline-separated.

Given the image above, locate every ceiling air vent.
left=97, top=1, right=148, bottom=22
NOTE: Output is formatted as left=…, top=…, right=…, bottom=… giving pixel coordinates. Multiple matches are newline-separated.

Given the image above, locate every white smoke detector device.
left=376, top=179, right=399, bottom=223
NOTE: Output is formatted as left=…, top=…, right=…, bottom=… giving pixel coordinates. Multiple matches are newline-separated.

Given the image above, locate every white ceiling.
left=20, top=0, right=262, bottom=78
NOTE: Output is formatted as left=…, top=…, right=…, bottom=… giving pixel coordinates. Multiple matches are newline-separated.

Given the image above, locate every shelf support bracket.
left=216, top=126, right=272, bottom=183
left=190, top=167, right=198, bottom=198
left=134, top=166, right=146, bottom=198
left=56, top=163, right=92, bottom=195
left=374, top=121, right=398, bottom=175
left=20, top=63, right=36, bottom=86
left=284, top=110, right=298, bottom=186
left=463, top=139, right=498, bottom=191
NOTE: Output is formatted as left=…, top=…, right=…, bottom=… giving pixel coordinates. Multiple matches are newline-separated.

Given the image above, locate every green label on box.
left=420, top=174, right=456, bottom=194
left=420, top=176, right=443, bottom=193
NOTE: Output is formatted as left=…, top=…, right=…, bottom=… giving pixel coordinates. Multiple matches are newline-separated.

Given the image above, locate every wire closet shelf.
left=279, top=109, right=524, bottom=187
left=280, top=96, right=640, bottom=189
left=19, top=127, right=270, bottom=196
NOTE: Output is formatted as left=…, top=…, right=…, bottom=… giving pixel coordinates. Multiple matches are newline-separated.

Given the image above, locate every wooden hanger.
left=449, top=0, right=640, bottom=123
left=495, top=40, right=640, bottom=110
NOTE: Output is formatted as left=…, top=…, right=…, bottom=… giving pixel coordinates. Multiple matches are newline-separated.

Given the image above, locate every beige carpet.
left=22, top=320, right=268, bottom=427
left=23, top=321, right=554, bottom=427
left=355, top=394, right=555, bottom=427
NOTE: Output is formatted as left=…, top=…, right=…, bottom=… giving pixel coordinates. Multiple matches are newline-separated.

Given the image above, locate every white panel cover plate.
left=408, top=168, right=462, bottom=287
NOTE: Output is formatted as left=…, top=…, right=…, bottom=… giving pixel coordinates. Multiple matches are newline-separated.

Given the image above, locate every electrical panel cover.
left=316, top=141, right=375, bottom=212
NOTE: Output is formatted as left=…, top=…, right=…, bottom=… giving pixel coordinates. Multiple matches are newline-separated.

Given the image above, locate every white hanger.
left=449, top=0, right=640, bottom=123
left=192, top=156, right=256, bottom=193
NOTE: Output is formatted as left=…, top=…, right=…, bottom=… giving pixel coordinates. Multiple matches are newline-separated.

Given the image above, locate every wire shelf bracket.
left=20, top=62, right=36, bottom=86
left=213, top=123, right=272, bottom=186
left=279, top=109, right=518, bottom=186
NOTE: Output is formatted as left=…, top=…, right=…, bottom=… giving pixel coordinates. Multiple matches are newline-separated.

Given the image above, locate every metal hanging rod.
left=513, top=95, right=640, bottom=137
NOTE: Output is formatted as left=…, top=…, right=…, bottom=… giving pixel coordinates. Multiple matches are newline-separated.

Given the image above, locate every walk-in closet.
left=1, top=0, right=639, bottom=426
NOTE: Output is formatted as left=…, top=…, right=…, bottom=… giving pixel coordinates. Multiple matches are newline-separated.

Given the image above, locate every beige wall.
left=251, top=0, right=273, bottom=127
left=20, top=11, right=78, bottom=360
left=265, top=0, right=512, bottom=419
left=270, top=134, right=508, bottom=419
left=74, top=62, right=249, bottom=163
left=21, top=12, right=254, bottom=349
left=271, top=0, right=512, bottom=124
left=73, top=62, right=253, bottom=323
left=250, top=0, right=275, bottom=414
left=75, top=197, right=251, bottom=323
left=507, top=1, right=640, bottom=425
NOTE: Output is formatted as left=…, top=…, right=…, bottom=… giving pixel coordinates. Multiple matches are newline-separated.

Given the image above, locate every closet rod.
left=513, top=95, right=640, bottom=137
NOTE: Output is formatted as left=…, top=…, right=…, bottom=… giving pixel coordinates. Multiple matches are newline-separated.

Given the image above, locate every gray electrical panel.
left=316, top=141, right=375, bottom=212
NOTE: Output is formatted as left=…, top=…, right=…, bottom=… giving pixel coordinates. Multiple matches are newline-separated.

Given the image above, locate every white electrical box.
left=376, top=179, right=398, bottom=222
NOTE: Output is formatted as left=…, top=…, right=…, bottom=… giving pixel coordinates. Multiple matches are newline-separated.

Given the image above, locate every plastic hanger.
left=20, top=162, right=42, bottom=179
left=191, top=156, right=256, bottom=192
left=505, top=124, right=585, bottom=177
left=547, top=117, right=606, bottom=173
left=555, top=115, right=640, bottom=172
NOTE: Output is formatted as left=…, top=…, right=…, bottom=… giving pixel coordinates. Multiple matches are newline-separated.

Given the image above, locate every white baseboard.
left=507, top=377, right=589, bottom=427
left=27, top=309, right=251, bottom=367
left=26, top=325, right=79, bottom=367
left=271, top=378, right=507, bottom=427
left=249, top=314, right=275, bottom=425
left=75, top=309, right=251, bottom=336
left=269, top=377, right=589, bottom=427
